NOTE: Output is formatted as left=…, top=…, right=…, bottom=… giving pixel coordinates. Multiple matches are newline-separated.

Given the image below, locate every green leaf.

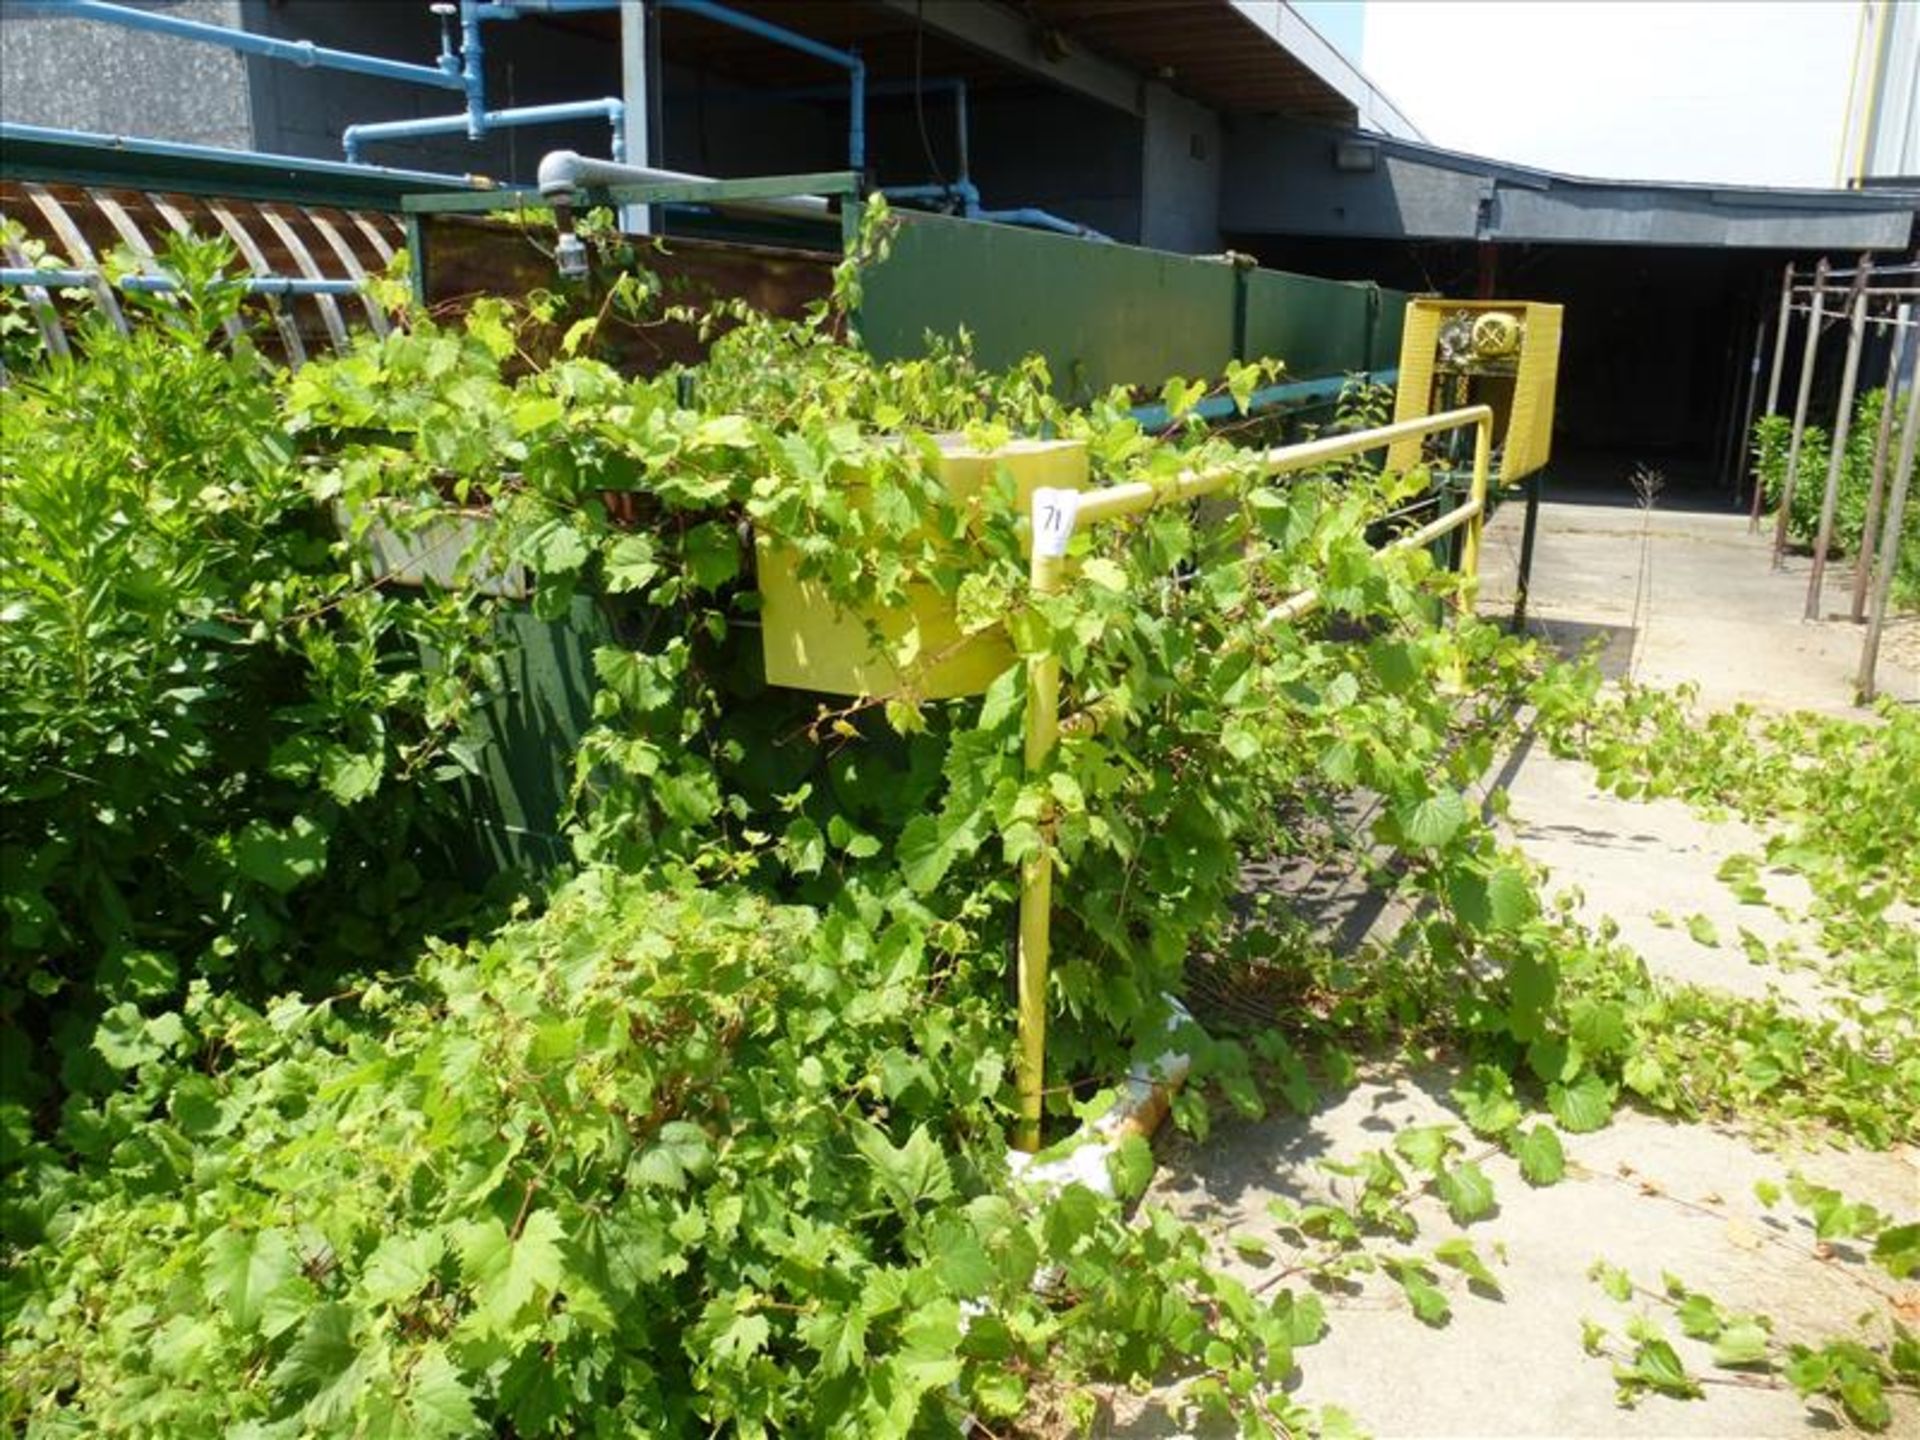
left=1505, top=953, right=1557, bottom=1043
left=1569, top=999, right=1626, bottom=1056
left=203, top=1226, right=298, bottom=1333
left=1486, top=865, right=1537, bottom=930
left=1433, top=1237, right=1502, bottom=1295
left=1630, top=1338, right=1701, bottom=1398
left=1710, top=1321, right=1769, bottom=1367
left=403, top=1345, right=478, bottom=1438
left=1871, top=1222, right=1920, bottom=1279
left=691, top=413, right=755, bottom=449
left=271, top=1302, right=364, bottom=1420
left=603, top=534, right=661, bottom=593
left=1392, top=1125, right=1454, bottom=1174
left=851, top=1122, right=953, bottom=1210
left=897, top=812, right=979, bottom=894
left=632, top=1121, right=712, bottom=1192
left=521, top=519, right=589, bottom=574
left=1080, top=557, right=1128, bottom=592
left=1514, top=1124, right=1567, bottom=1186
left=232, top=814, right=329, bottom=894
left=977, top=664, right=1021, bottom=730
left=1399, top=790, right=1468, bottom=849
left=1451, top=1064, right=1522, bottom=1137
left=361, top=1230, right=444, bottom=1308
left=1548, top=1072, right=1615, bottom=1133
left=799, top=1304, right=868, bottom=1377
left=1390, top=1262, right=1451, bottom=1326
left=456, top=1211, right=566, bottom=1340
left=1438, top=1161, right=1496, bottom=1225
left=320, top=748, right=382, bottom=806
left=1685, top=914, right=1721, bottom=948
left=682, top=520, right=741, bottom=590
left=1106, top=1133, right=1155, bottom=1200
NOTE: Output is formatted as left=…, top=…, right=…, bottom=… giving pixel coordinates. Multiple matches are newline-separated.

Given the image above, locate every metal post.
left=1806, top=260, right=1871, bottom=618
left=1765, top=262, right=1794, bottom=415
left=1852, top=301, right=1909, bottom=622
left=1753, top=262, right=1795, bottom=529
left=1857, top=370, right=1920, bottom=700
left=1775, top=257, right=1828, bottom=568
left=1015, top=521, right=1066, bottom=1155
left=1735, top=306, right=1766, bottom=509
left=620, top=0, right=651, bottom=232
left=1511, top=471, right=1543, bottom=632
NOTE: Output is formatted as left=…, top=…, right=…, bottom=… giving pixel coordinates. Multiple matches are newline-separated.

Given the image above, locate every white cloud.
left=1362, top=1, right=1859, bottom=188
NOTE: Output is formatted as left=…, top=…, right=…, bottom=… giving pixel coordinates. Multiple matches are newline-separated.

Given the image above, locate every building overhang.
left=1224, top=119, right=1920, bottom=251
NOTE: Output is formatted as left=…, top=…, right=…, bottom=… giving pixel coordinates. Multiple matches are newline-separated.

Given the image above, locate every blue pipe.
left=1, top=121, right=486, bottom=189
left=469, top=0, right=619, bottom=14
left=656, top=0, right=865, bottom=170
left=976, top=207, right=1110, bottom=242
left=460, top=1, right=487, bottom=140
left=0, top=266, right=363, bottom=297
left=345, top=98, right=626, bottom=164
left=12, top=0, right=463, bottom=91
left=1127, top=371, right=1402, bottom=431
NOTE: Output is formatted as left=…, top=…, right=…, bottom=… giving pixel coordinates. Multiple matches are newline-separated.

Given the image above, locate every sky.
left=1327, top=1, right=1861, bottom=188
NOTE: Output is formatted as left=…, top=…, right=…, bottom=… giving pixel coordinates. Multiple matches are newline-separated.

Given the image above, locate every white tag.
left=1032, top=487, right=1079, bottom=557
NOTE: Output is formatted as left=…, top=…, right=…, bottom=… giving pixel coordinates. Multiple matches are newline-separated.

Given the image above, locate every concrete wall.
left=0, top=0, right=252, bottom=149
left=1140, top=81, right=1221, bottom=254
left=240, top=0, right=620, bottom=181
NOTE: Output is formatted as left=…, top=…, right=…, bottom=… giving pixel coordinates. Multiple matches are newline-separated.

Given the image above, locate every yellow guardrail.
left=1013, top=404, right=1494, bottom=1151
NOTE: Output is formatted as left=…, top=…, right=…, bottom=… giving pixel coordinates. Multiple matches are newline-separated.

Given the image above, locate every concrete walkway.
left=1113, top=487, right=1920, bottom=1438
left=1475, top=486, right=1918, bottom=712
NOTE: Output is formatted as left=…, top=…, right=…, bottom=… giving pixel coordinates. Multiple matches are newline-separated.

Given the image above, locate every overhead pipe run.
left=0, top=266, right=363, bottom=297
left=0, top=121, right=488, bottom=191
left=535, top=150, right=833, bottom=276
left=346, top=98, right=628, bottom=165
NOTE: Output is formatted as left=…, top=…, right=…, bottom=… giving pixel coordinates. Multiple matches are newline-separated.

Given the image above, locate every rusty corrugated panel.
left=0, top=179, right=407, bottom=364
left=418, top=211, right=837, bottom=375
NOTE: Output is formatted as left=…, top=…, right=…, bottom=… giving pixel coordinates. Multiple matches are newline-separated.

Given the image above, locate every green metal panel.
left=860, top=212, right=1240, bottom=398
left=1243, top=269, right=1384, bottom=379
left=452, top=595, right=612, bottom=876
left=861, top=212, right=1412, bottom=399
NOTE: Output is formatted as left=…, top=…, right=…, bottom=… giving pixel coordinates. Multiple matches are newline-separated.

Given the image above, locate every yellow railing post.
left=1458, top=414, right=1492, bottom=613
left=1010, top=408, right=1493, bottom=1153
left=1015, top=489, right=1073, bottom=1152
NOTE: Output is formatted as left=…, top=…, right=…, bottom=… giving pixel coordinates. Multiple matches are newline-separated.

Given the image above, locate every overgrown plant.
left=0, top=236, right=499, bottom=1114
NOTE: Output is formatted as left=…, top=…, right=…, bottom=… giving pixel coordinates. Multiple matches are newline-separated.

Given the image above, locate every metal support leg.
left=1511, top=472, right=1543, bottom=632
left=1775, top=257, right=1828, bottom=568
left=1807, top=264, right=1871, bottom=619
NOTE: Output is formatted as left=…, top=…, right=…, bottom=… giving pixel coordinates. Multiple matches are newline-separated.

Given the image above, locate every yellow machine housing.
left=756, top=437, right=1088, bottom=698
left=1387, top=299, right=1563, bottom=484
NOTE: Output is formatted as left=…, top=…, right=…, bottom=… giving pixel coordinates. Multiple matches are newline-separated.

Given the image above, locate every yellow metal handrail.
left=1013, top=403, right=1493, bottom=1151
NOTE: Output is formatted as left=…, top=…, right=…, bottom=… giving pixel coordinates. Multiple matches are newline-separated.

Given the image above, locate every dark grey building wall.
left=963, top=88, right=1143, bottom=243
left=0, top=0, right=252, bottom=149
left=1141, top=81, right=1221, bottom=254
left=1223, top=116, right=1486, bottom=242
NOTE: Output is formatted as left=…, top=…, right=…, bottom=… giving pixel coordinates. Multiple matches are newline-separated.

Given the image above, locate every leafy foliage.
left=0, top=238, right=498, bottom=1116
